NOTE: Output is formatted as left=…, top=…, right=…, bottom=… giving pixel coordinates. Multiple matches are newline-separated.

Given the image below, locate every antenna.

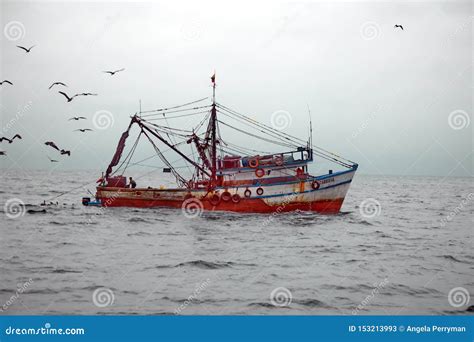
left=307, top=104, right=313, bottom=159
left=139, top=99, right=142, bottom=115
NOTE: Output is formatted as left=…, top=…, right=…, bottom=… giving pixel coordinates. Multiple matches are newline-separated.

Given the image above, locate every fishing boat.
left=83, top=76, right=358, bottom=214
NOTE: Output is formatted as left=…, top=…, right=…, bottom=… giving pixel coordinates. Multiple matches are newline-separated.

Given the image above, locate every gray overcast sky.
left=0, top=0, right=472, bottom=177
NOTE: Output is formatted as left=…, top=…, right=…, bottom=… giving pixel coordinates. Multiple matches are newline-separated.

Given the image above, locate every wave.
left=174, top=260, right=235, bottom=269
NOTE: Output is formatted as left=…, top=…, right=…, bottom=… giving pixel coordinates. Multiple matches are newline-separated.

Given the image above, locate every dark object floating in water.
left=467, top=305, right=474, bottom=312
left=82, top=197, right=101, bottom=206
left=27, top=209, right=47, bottom=214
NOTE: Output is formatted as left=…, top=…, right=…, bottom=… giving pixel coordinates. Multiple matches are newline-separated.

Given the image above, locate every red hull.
left=98, top=196, right=345, bottom=214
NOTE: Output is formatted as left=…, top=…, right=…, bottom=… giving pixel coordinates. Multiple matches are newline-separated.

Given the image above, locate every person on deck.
left=128, top=177, right=137, bottom=189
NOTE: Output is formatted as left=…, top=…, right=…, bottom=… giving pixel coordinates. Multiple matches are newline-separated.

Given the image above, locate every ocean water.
left=0, top=170, right=472, bottom=315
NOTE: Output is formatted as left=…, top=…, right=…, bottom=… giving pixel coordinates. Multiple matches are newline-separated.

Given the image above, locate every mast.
left=210, top=72, right=217, bottom=186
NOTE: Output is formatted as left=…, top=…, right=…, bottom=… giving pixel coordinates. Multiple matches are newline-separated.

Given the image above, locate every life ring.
left=221, top=191, right=232, bottom=202
left=255, top=168, right=265, bottom=178
left=256, top=187, right=264, bottom=196
left=231, top=194, right=241, bottom=204
left=248, top=158, right=259, bottom=168
left=274, top=155, right=283, bottom=166
left=209, top=194, right=220, bottom=206
left=311, top=180, right=320, bottom=190
left=244, top=189, right=251, bottom=198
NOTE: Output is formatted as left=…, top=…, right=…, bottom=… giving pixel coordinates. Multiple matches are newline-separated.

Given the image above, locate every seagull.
left=394, top=25, right=404, bottom=30
left=49, top=82, right=67, bottom=90
left=74, top=128, right=93, bottom=132
left=0, top=134, right=22, bottom=144
left=45, top=141, right=60, bottom=151
left=0, top=151, right=6, bottom=156
left=68, top=116, right=87, bottom=121
left=17, top=45, right=35, bottom=53
left=77, top=92, right=98, bottom=96
left=60, top=149, right=71, bottom=156
left=0, top=80, right=13, bottom=86
left=58, top=91, right=78, bottom=103
left=48, top=156, right=59, bottom=163
left=103, top=68, right=125, bottom=76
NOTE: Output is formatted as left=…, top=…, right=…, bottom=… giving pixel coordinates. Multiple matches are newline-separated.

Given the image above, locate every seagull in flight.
left=103, top=68, right=125, bottom=76
left=0, top=134, right=22, bottom=144
left=58, top=91, right=78, bottom=103
left=394, top=25, right=404, bottom=30
left=0, top=151, right=6, bottom=156
left=60, top=149, right=71, bottom=156
left=17, top=45, right=35, bottom=53
left=69, top=116, right=87, bottom=121
left=45, top=141, right=60, bottom=151
left=48, top=156, right=59, bottom=163
left=77, top=92, right=98, bottom=96
left=0, top=80, right=13, bottom=86
left=49, top=82, right=67, bottom=90
left=74, top=128, right=93, bottom=132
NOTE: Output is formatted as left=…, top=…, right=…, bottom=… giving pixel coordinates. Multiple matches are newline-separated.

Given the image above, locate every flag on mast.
left=211, top=72, right=216, bottom=84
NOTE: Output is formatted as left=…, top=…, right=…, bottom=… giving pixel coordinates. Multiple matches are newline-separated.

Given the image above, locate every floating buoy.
left=256, top=187, right=264, bottom=195
left=244, top=189, right=252, bottom=198
left=255, top=168, right=265, bottom=178
left=221, top=191, right=232, bottom=202
left=231, top=194, right=241, bottom=203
